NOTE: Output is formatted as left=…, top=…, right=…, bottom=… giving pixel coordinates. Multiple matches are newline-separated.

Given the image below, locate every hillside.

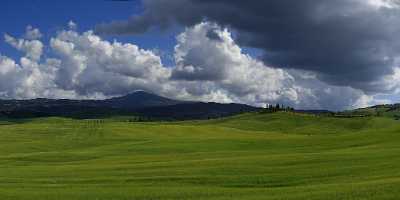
left=0, top=91, right=259, bottom=120
left=1, top=112, right=400, bottom=199
left=339, top=104, right=400, bottom=119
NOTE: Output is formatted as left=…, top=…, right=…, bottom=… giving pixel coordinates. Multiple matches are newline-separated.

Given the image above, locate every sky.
left=0, top=0, right=400, bottom=110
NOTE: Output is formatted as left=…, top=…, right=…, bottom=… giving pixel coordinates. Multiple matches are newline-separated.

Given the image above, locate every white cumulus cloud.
left=0, top=23, right=397, bottom=110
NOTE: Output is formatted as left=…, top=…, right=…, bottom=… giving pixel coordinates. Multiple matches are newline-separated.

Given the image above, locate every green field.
left=1, top=112, right=400, bottom=200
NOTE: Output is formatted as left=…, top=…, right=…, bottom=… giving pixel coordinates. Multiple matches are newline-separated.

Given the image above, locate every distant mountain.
left=136, top=102, right=260, bottom=120
left=104, top=91, right=183, bottom=109
left=0, top=91, right=260, bottom=120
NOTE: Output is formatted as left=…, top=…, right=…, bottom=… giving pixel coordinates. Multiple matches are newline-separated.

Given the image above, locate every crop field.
left=1, top=112, right=400, bottom=199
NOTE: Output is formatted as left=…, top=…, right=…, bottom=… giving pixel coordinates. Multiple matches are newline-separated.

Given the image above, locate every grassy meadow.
left=1, top=112, right=400, bottom=199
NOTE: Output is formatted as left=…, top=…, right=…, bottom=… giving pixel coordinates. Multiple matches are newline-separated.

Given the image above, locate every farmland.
left=1, top=112, right=400, bottom=199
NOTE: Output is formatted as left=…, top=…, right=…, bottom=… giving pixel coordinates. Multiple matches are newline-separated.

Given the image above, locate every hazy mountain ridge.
left=0, top=91, right=259, bottom=120
left=2, top=91, right=399, bottom=120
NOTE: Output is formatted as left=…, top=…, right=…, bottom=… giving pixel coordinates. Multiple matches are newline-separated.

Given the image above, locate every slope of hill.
left=0, top=91, right=259, bottom=119
left=104, top=91, right=183, bottom=109
left=1, top=112, right=400, bottom=200
left=339, top=104, right=400, bottom=119
left=135, top=102, right=259, bottom=120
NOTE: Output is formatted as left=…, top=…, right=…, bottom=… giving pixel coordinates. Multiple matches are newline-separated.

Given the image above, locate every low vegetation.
left=1, top=112, right=400, bottom=199
left=339, top=104, right=400, bottom=118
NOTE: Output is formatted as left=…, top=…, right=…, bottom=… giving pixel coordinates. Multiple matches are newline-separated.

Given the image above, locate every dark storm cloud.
left=95, top=0, right=400, bottom=93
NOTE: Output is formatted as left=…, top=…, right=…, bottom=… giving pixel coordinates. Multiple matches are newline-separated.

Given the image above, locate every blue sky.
left=0, top=0, right=264, bottom=67
left=0, top=0, right=399, bottom=109
left=0, top=0, right=179, bottom=65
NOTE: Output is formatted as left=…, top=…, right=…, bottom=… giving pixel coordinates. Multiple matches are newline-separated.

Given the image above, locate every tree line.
left=262, top=104, right=294, bottom=113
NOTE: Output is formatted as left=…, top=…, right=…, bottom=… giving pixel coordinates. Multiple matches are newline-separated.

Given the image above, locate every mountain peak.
left=123, top=90, right=160, bottom=98
left=107, top=91, right=182, bottom=109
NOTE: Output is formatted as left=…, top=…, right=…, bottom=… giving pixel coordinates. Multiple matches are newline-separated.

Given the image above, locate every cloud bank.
left=1, top=22, right=398, bottom=110
left=96, top=0, right=400, bottom=95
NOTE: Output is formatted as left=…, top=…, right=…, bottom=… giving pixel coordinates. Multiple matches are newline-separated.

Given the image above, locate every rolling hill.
left=1, top=112, right=400, bottom=199
left=338, top=104, right=400, bottom=119
left=0, top=91, right=260, bottom=120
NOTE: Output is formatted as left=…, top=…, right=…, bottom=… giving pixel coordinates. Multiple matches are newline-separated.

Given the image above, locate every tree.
left=268, top=104, right=273, bottom=110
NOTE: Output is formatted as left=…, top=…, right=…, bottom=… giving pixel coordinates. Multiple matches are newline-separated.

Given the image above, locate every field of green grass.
left=1, top=112, right=400, bottom=200
left=340, top=104, right=400, bottom=118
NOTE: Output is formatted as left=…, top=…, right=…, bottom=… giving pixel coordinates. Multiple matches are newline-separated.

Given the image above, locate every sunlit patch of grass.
left=1, top=112, right=400, bottom=199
